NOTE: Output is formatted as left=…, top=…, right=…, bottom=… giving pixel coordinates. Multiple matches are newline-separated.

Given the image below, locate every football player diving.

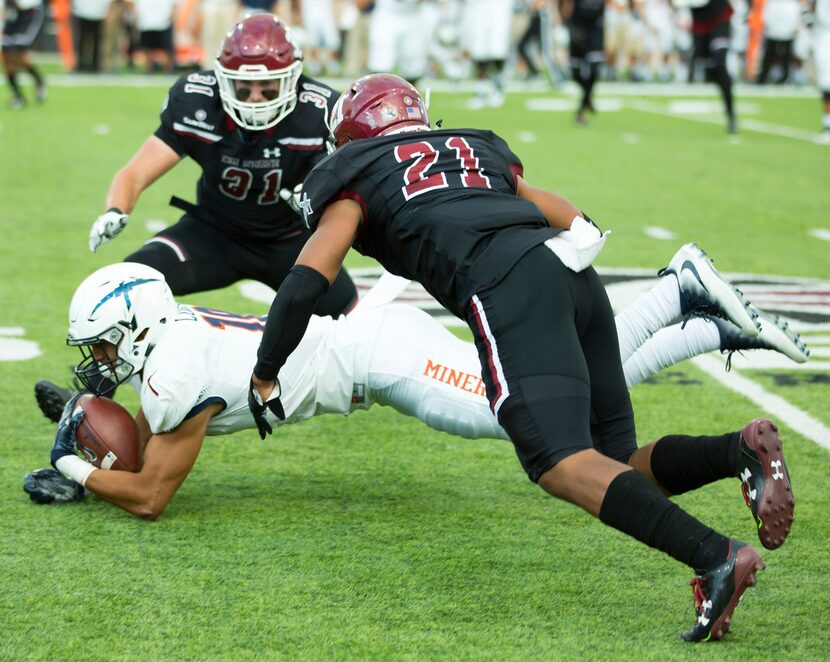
left=29, top=254, right=801, bottom=547
left=34, top=12, right=358, bottom=417
left=246, top=74, right=800, bottom=641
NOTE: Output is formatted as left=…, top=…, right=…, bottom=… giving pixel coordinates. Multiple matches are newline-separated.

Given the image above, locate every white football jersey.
left=133, top=302, right=508, bottom=443
left=137, top=305, right=370, bottom=436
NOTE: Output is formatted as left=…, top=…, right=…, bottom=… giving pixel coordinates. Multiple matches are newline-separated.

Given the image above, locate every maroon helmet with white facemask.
left=329, top=74, right=430, bottom=148
left=215, top=14, right=303, bottom=131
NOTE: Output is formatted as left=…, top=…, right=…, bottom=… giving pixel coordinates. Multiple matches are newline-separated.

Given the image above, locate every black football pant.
left=466, top=245, right=636, bottom=482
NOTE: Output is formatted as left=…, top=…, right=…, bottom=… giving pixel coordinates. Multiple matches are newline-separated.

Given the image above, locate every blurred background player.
left=816, top=0, right=830, bottom=134
left=34, top=13, right=358, bottom=420
left=1, top=0, right=47, bottom=109
left=757, top=0, right=801, bottom=84
left=198, top=0, right=240, bottom=68
left=71, top=0, right=110, bottom=73
left=642, top=0, right=677, bottom=81
left=301, top=0, right=341, bottom=76
left=516, top=0, right=546, bottom=81
left=560, top=0, right=605, bottom=124
left=367, top=0, right=437, bottom=86
left=462, top=0, right=514, bottom=108
left=687, top=0, right=738, bottom=133
left=132, top=0, right=177, bottom=72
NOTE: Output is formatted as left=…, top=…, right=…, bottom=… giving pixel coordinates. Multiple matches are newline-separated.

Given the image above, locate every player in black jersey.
left=560, top=0, right=604, bottom=125
left=248, top=74, right=775, bottom=642
left=689, top=0, right=737, bottom=133
left=2, top=0, right=47, bottom=109
left=34, top=14, right=357, bottom=421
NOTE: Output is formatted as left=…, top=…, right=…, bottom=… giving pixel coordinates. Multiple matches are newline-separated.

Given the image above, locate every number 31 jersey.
left=154, top=71, right=338, bottom=241
left=301, top=128, right=560, bottom=317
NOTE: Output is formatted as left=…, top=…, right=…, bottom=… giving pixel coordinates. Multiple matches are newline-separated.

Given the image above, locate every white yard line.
left=692, top=354, right=830, bottom=451
left=627, top=99, right=827, bottom=145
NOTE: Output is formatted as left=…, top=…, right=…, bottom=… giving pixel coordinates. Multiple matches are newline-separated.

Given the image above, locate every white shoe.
left=714, top=309, right=809, bottom=364
left=659, top=243, right=761, bottom=337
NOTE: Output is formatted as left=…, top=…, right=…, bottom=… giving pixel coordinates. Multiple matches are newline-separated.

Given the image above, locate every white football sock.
left=614, top=275, right=682, bottom=364
left=623, top=317, right=722, bottom=387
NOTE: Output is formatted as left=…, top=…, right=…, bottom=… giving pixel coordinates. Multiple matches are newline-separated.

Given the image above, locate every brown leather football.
left=75, top=394, right=141, bottom=472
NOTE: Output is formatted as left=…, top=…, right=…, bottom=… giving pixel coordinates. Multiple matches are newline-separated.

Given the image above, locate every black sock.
left=712, top=63, right=734, bottom=118
left=599, top=470, right=730, bottom=573
left=7, top=71, right=22, bottom=99
left=650, top=432, right=741, bottom=495
left=26, top=65, right=44, bottom=87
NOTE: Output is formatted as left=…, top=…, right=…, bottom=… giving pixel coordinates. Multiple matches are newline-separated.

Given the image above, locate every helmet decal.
left=91, top=277, right=160, bottom=316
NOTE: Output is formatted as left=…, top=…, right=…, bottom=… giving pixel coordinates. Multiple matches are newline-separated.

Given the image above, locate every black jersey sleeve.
left=487, top=131, right=525, bottom=192
left=300, top=148, right=357, bottom=231
left=295, top=76, right=340, bottom=169
left=154, top=71, right=225, bottom=157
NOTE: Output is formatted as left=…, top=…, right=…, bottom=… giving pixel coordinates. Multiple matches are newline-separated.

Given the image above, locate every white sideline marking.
left=525, top=97, right=623, bottom=112
left=643, top=226, right=675, bottom=240
left=627, top=99, right=828, bottom=145
left=0, top=327, right=24, bottom=336
left=692, top=354, right=830, bottom=451
left=810, top=229, right=830, bottom=241
left=667, top=100, right=759, bottom=115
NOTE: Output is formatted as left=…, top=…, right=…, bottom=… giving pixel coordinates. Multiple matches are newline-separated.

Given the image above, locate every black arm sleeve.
left=253, top=265, right=331, bottom=380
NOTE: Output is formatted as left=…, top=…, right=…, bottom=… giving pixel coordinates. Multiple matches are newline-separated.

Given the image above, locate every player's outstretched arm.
left=252, top=199, right=361, bottom=412
left=105, top=135, right=181, bottom=214
left=89, top=136, right=182, bottom=252
left=83, top=403, right=221, bottom=520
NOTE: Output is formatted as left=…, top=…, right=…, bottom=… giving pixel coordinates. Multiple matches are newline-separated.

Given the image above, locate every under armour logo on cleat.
left=740, top=468, right=757, bottom=500
left=698, top=600, right=712, bottom=626
left=771, top=460, right=784, bottom=480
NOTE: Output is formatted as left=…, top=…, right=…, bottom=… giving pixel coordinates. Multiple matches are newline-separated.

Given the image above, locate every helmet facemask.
left=215, top=59, right=302, bottom=130
left=69, top=327, right=132, bottom=394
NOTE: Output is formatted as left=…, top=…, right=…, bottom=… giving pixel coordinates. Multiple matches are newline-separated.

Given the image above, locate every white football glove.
left=88, top=208, right=130, bottom=252
left=545, top=216, right=611, bottom=273
left=278, top=184, right=303, bottom=215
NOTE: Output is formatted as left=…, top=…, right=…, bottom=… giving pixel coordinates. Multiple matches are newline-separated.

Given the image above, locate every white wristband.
left=55, top=455, right=97, bottom=487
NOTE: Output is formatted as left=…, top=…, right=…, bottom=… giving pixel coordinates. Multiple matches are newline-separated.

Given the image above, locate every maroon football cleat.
left=738, top=418, right=795, bottom=550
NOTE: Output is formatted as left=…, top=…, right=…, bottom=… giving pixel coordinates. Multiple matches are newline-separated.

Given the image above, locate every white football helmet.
left=67, top=263, right=178, bottom=391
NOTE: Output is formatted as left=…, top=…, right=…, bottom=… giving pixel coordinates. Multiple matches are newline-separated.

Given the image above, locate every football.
left=75, top=394, right=141, bottom=472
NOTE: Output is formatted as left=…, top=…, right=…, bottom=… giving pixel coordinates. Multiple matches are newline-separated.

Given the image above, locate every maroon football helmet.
left=215, top=14, right=303, bottom=130
left=329, top=74, right=430, bottom=148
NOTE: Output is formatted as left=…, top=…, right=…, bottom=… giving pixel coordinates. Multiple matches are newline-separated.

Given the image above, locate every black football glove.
left=278, top=183, right=303, bottom=215
left=248, top=378, right=285, bottom=440
left=50, top=393, right=84, bottom=469
left=23, top=468, right=86, bottom=504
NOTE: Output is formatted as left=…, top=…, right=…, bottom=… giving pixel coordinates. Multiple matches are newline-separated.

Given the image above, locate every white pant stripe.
left=144, top=237, right=187, bottom=262
left=471, top=294, right=510, bottom=415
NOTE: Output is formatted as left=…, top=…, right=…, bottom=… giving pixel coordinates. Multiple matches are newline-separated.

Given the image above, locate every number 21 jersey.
left=301, top=128, right=560, bottom=317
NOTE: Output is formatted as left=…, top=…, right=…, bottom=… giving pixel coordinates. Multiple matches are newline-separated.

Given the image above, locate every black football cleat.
left=35, top=380, right=77, bottom=424
left=738, top=418, right=795, bottom=550
left=681, top=539, right=764, bottom=642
